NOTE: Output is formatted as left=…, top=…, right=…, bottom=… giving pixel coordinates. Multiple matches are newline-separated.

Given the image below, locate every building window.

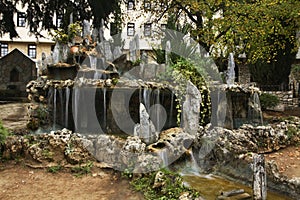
left=127, top=0, right=134, bottom=10
left=127, top=23, right=135, bottom=36
left=17, top=12, right=26, bottom=27
left=144, top=23, right=151, bottom=37
left=28, top=44, right=36, bottom=59
left=144, top=0, right=151, bottom=10
left=56, top=14, right=63, bottom=28
left=0, top=43, right=8, bottom=57
left=10, top=68, right=20, bottom=82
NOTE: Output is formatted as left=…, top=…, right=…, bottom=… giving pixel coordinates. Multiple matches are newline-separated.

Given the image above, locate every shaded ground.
left=265, top=146, right=300, bottom=178
left=0, top=161, right=143, bottom=200
left=0, top=102, right=299, bottom=199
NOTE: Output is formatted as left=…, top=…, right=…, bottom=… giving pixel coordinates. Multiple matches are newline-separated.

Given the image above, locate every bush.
left=130, top=169, right=200, bottom=200
left=0, top=120, right=9, bottom=145
left=259, top=93, right=280, bottom=110
left=0, top=120, right=9, bottom=157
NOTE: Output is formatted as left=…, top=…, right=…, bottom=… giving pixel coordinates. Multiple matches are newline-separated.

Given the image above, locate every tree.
left=146, top=0, right=300, bottom=84
left=0, top=0, right=119, bottom=39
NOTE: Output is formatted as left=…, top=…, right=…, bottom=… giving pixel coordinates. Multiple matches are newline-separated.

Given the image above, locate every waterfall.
left=169, top=91, right=174, bottom=127
left=248, top=92, right=263, bottom=126
left=156, top=89, right=161, bottom=131
left=58, top=89, right=63, bottom=124
left=139, top=88, right=142, bottom=104
left=73, top=88, right=80, bottom=131
left=89, top=55, right=97, bottom=70
left=103, top=88, right=107, bottom=131
left=52, top=43, right=60, bottom=64
left=94, top=71, right=102, bottom=79
left=226, top=53, right=235, bottom=87
left=188, top=148, right=200, bottom=175
left=65, top=87, right=70, bottom=127
left=157, top=148, right=168, bottom=167
left=143, top=89, right=150, bottom=112
left=53, top=88, right=57, bottom=130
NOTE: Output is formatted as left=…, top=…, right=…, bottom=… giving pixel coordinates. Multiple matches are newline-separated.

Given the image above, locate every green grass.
left=71, top=161, right=93, bottom=177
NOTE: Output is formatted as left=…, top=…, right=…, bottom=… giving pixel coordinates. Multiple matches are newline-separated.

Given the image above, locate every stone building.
left=0, top=49, right=37, bottom=99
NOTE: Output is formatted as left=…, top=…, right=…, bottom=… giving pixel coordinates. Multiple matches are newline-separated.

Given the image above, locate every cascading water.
left=157, top=148, right=168, bottom=167
left=156, top=88, right=160, bottom=131
left=89, top=55, right=97, bottom=70
left=169, top=91, right=174, bottom=127
left=52, top=43, right=60, bottom=64
left=53, top=88, right=57, bottom=130
left=73, top=87, right=80, bottom=131
left=226, top=53, right=235, bottom=87
left=143, top=88, right=150, bottom=112
left=65, top=87, right=70, bottom=127
left=58, top=89, right=64, bottom=124
left=103, top=88, right=107, bottom=131
left=248, top=92, right=263, bottom=126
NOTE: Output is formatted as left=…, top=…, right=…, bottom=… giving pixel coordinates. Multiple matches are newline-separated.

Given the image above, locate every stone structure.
left=238, top=63, right=251, bottom=84
left=0, top=49, right=37, bottom=99
left=182, top=81, right=202, bottom=135
left=263, top=90, right=298, bottom=108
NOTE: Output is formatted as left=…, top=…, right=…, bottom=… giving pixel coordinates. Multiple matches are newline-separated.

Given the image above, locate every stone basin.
left=47, top=64, right=78, bottom=80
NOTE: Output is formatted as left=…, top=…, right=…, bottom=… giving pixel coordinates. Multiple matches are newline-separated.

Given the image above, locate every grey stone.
left=182, top=81, right=202, bottom=135
left=134, top=103, right=158, bottom=144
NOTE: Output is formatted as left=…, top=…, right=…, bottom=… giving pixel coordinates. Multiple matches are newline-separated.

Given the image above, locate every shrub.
left=291, top=64, right=300, bottom=81
left=130, top=169, right=200, bottom=200
left=0, top=120, right=9, bottom=157
left=259, top=93, right=280, bottom=110
left=0, top=120, right=9, bottom=145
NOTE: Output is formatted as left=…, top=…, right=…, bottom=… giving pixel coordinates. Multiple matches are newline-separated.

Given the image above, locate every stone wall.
left=263, top=90, right=299, bottom=108
left=238, top=64, right=251, bottom=84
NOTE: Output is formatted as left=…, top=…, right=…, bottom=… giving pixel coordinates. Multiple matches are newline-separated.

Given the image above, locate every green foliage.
left=132, top=59, right=141, bottom=66
left=147, top=0, right=300, bottom=84
left=259, top=93, right=280, bottom=110
left=287, top=125, right=298, bottom=140
left=71, top=161, right=93, bottom=177
left=167, top=59, right=211, bottom=125
left=0, top=120, right=9, bottom=146
left=47, top=165, right=62, bottom=173
left=291, top=64, right=300, bottom=81
left=51, top=21, right=82, bottom=43
left=151, top=49, right=166, bottom=64
left=0, top=120, right=9, bottom=158
left=42, top=149, right=54, bottom=160
left=130, top=169, right=200, bottom=200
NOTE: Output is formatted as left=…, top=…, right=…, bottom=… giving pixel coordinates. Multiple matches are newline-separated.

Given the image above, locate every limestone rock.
left=120, top=136, right=146, bottom=166
left=182, top=81, right=202, bottom=135
left=134, top=103, right=158, bottom=144
left=153, top=171, right=165, bottom=188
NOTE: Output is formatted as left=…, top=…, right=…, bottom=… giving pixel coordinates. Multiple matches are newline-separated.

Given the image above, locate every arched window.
left=10, top=68, right=20, bottom=82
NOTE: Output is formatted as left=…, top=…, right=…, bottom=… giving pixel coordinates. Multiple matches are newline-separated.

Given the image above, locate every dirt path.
left=265, top=146, right=300, bottom=178
left=0, top=161, right=144, bottom=200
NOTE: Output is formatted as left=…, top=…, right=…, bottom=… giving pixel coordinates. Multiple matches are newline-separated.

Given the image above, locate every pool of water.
left=182, top=173, right=293, bottom=200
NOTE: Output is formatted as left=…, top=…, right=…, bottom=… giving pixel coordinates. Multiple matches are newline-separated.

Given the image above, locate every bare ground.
left=0, top=161, right=143, bottom=200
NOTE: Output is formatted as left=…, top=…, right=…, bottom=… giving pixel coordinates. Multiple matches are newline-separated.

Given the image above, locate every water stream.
left=65, top=87, right=70, bottom=127
left=182, top=174, right=292, bottom=200
left=53, top=88, right=57, bottom=130
left=178, top=150, right=292, bottom=200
